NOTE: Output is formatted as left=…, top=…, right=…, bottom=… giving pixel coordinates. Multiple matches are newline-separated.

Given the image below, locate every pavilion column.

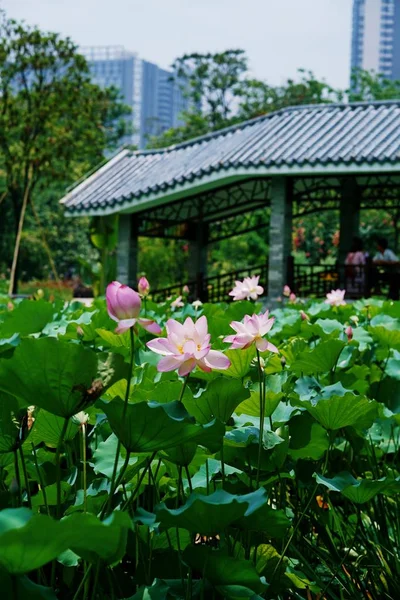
left=268, top=177, right=293, bottom=302
left=338, top=177, right=360, bottom=285
left=188, top=221, right=209, bottom=301
left=117, top=213, right=138, bottom=287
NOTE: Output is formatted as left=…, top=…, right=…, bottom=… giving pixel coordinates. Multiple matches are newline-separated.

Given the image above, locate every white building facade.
left=81, top=46, right=189, bottom=148
left=351, top=0, right=400, bottom=81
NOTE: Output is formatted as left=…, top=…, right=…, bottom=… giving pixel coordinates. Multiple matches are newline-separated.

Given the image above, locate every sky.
left=1, top=0, right=353, bottom=90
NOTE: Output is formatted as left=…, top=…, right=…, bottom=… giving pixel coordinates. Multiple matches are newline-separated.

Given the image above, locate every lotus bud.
left=300, top=310, right=309, bottom=321
left=138, top=276, right=150, bottom=296
left=283, top=285, right=291, bottom=297
left=345, top=325, right=353, bottom=341
left=106, top=281, right=141, bottom=321
left=72, top=411, right=89, bottom=426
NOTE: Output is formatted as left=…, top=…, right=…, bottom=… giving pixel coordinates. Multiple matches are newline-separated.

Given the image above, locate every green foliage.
left=0, top=12, right=130, bottom=287
left=1, top=261, right=400, bottom=598
left=0, top=337, right=99, bottom=417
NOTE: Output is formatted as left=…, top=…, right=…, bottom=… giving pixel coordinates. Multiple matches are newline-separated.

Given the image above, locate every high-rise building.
left=351, top=0, right=400, bottom=82
left=82, top=46, right=190, bottom=148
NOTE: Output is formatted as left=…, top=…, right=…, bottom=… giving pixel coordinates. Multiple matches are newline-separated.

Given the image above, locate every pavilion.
left=60, top=101, right=400, bottom=302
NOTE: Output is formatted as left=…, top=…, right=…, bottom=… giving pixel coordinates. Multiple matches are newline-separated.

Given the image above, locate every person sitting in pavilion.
left=345, top=236, right=367, bottom=295
left=371, top=237, right=399, bottom=300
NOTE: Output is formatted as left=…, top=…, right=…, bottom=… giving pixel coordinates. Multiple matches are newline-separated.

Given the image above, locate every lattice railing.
left=152, top=263, right=269, bottom=303
left=152, top=260, right=399, bottom=303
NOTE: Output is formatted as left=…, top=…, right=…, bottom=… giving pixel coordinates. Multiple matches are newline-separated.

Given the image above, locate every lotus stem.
left=18, top=445, right=31, bottom=508
left=56, top=417, right=70, bottom=519
left=178, top=373, right=190, bottom=402
left=104, top=327, right=135, bottom=518
left=256, top=349, right=266, bottom=488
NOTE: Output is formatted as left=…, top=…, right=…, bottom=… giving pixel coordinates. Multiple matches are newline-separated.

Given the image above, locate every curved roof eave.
left=63, top=159, right=400, bottom=218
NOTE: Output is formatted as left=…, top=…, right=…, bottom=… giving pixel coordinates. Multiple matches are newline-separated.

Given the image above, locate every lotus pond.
left=0, top=292, right=400, bottom=599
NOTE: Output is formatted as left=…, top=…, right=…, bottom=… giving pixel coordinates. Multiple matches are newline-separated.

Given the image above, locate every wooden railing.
left=152, top=258, right=399, bottom=303
left=293, top=259, right=399, bottom=299
left=152, top=263, right=269, bottom=303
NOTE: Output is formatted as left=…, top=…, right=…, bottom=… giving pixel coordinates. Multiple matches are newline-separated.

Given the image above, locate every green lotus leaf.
left=92, top=433, right=144, bottom=478
left=237, top=372, right=286, bottom=418
left=30, top=410, right=79, bottom=447
left=315, top=472, right=399, bottom=504
left=351, top=327, right=373, bottom=351
left=0, top=392, right=30, bottom=453
left=0, top=508, right=132, bottom=573
left=312, top=318, right=343, bottom=337
left=224, top=346, right=257, bottom=378
left=0, top=334, right=20, bottom=355
left=0, top=300, right=54, bottom=338
left=295, top=390, right=378, bottom=431
left=155, top=488, right=268, bottom=535
left=0, top=337, right=98, bottom=418
left=184, top=378, right=250, bottom=424
left=369, top=326, right=400, bottom=350
left=288, top=413, right=329, bottom=460
left=292, top=339, right=345, bottom=375
left=99, top=398, right=225, bottom=453
left=182, top=546, right=267, bottom=594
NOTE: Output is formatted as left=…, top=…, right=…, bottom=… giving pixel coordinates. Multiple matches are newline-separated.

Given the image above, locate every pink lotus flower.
left=229, top=275, right=264, bottom=301
left=138, top=276, right=150, bottom=296
left=223, top=311, right=279, bottom=353
left=106, top=281, right=161, bottom=335
left=283, top=285, right=291, bottom=297
left=182, top=285, right=190, bottom=295
left=171, top=296, right=184, bottom=309
left=300, top=310, right=309, bottom=321
left=146, top=316, right=230, bottom=376
left=289, top=292, right=297, bottom=303
left=345, top=325, right=353, bottom=341
left=325, top=289, right=346, bottom=307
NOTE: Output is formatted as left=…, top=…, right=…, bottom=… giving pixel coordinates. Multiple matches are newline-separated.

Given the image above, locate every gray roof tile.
left=61, top=101, right=400, bottom=215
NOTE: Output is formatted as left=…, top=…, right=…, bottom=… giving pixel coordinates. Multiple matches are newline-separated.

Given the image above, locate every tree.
left=348, top=68, right=400, bottom=101
left=148, top=54, right=341, bottom=149
left=172, top=50, right=248, bottom=129
left=236, top=69, right=341, bottom=121
left=0, top=12, right=130, bottom=293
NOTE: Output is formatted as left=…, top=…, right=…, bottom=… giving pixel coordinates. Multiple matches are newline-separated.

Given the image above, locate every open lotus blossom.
left=171, top=295, right=184, bottom=309
left=283, top=285, right=291, bottom=297
left=106, top=281, right=161, bottom=335
left=223, top=311, right=279, bottom=353
left=138, top=276, right=150, bottom=296
left=146, top=316, right=230, bottom=376
left=229, top=275, right=264, bottom=301
left=325, top=289, right=346, bottom=307
left=192, top=299, right=203, bottom=309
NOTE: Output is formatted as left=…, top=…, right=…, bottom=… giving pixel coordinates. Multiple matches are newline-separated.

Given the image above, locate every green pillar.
left=117, top=213, right=138, bottom=287
left=338, top=178, right=360, bottom=283
left=268, top=177, right=293, bottom=302
left=188, top=221, right=208, bottom=300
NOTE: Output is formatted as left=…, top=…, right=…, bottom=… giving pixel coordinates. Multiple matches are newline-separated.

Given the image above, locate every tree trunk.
left=8, top=170, right=33, bottom=296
